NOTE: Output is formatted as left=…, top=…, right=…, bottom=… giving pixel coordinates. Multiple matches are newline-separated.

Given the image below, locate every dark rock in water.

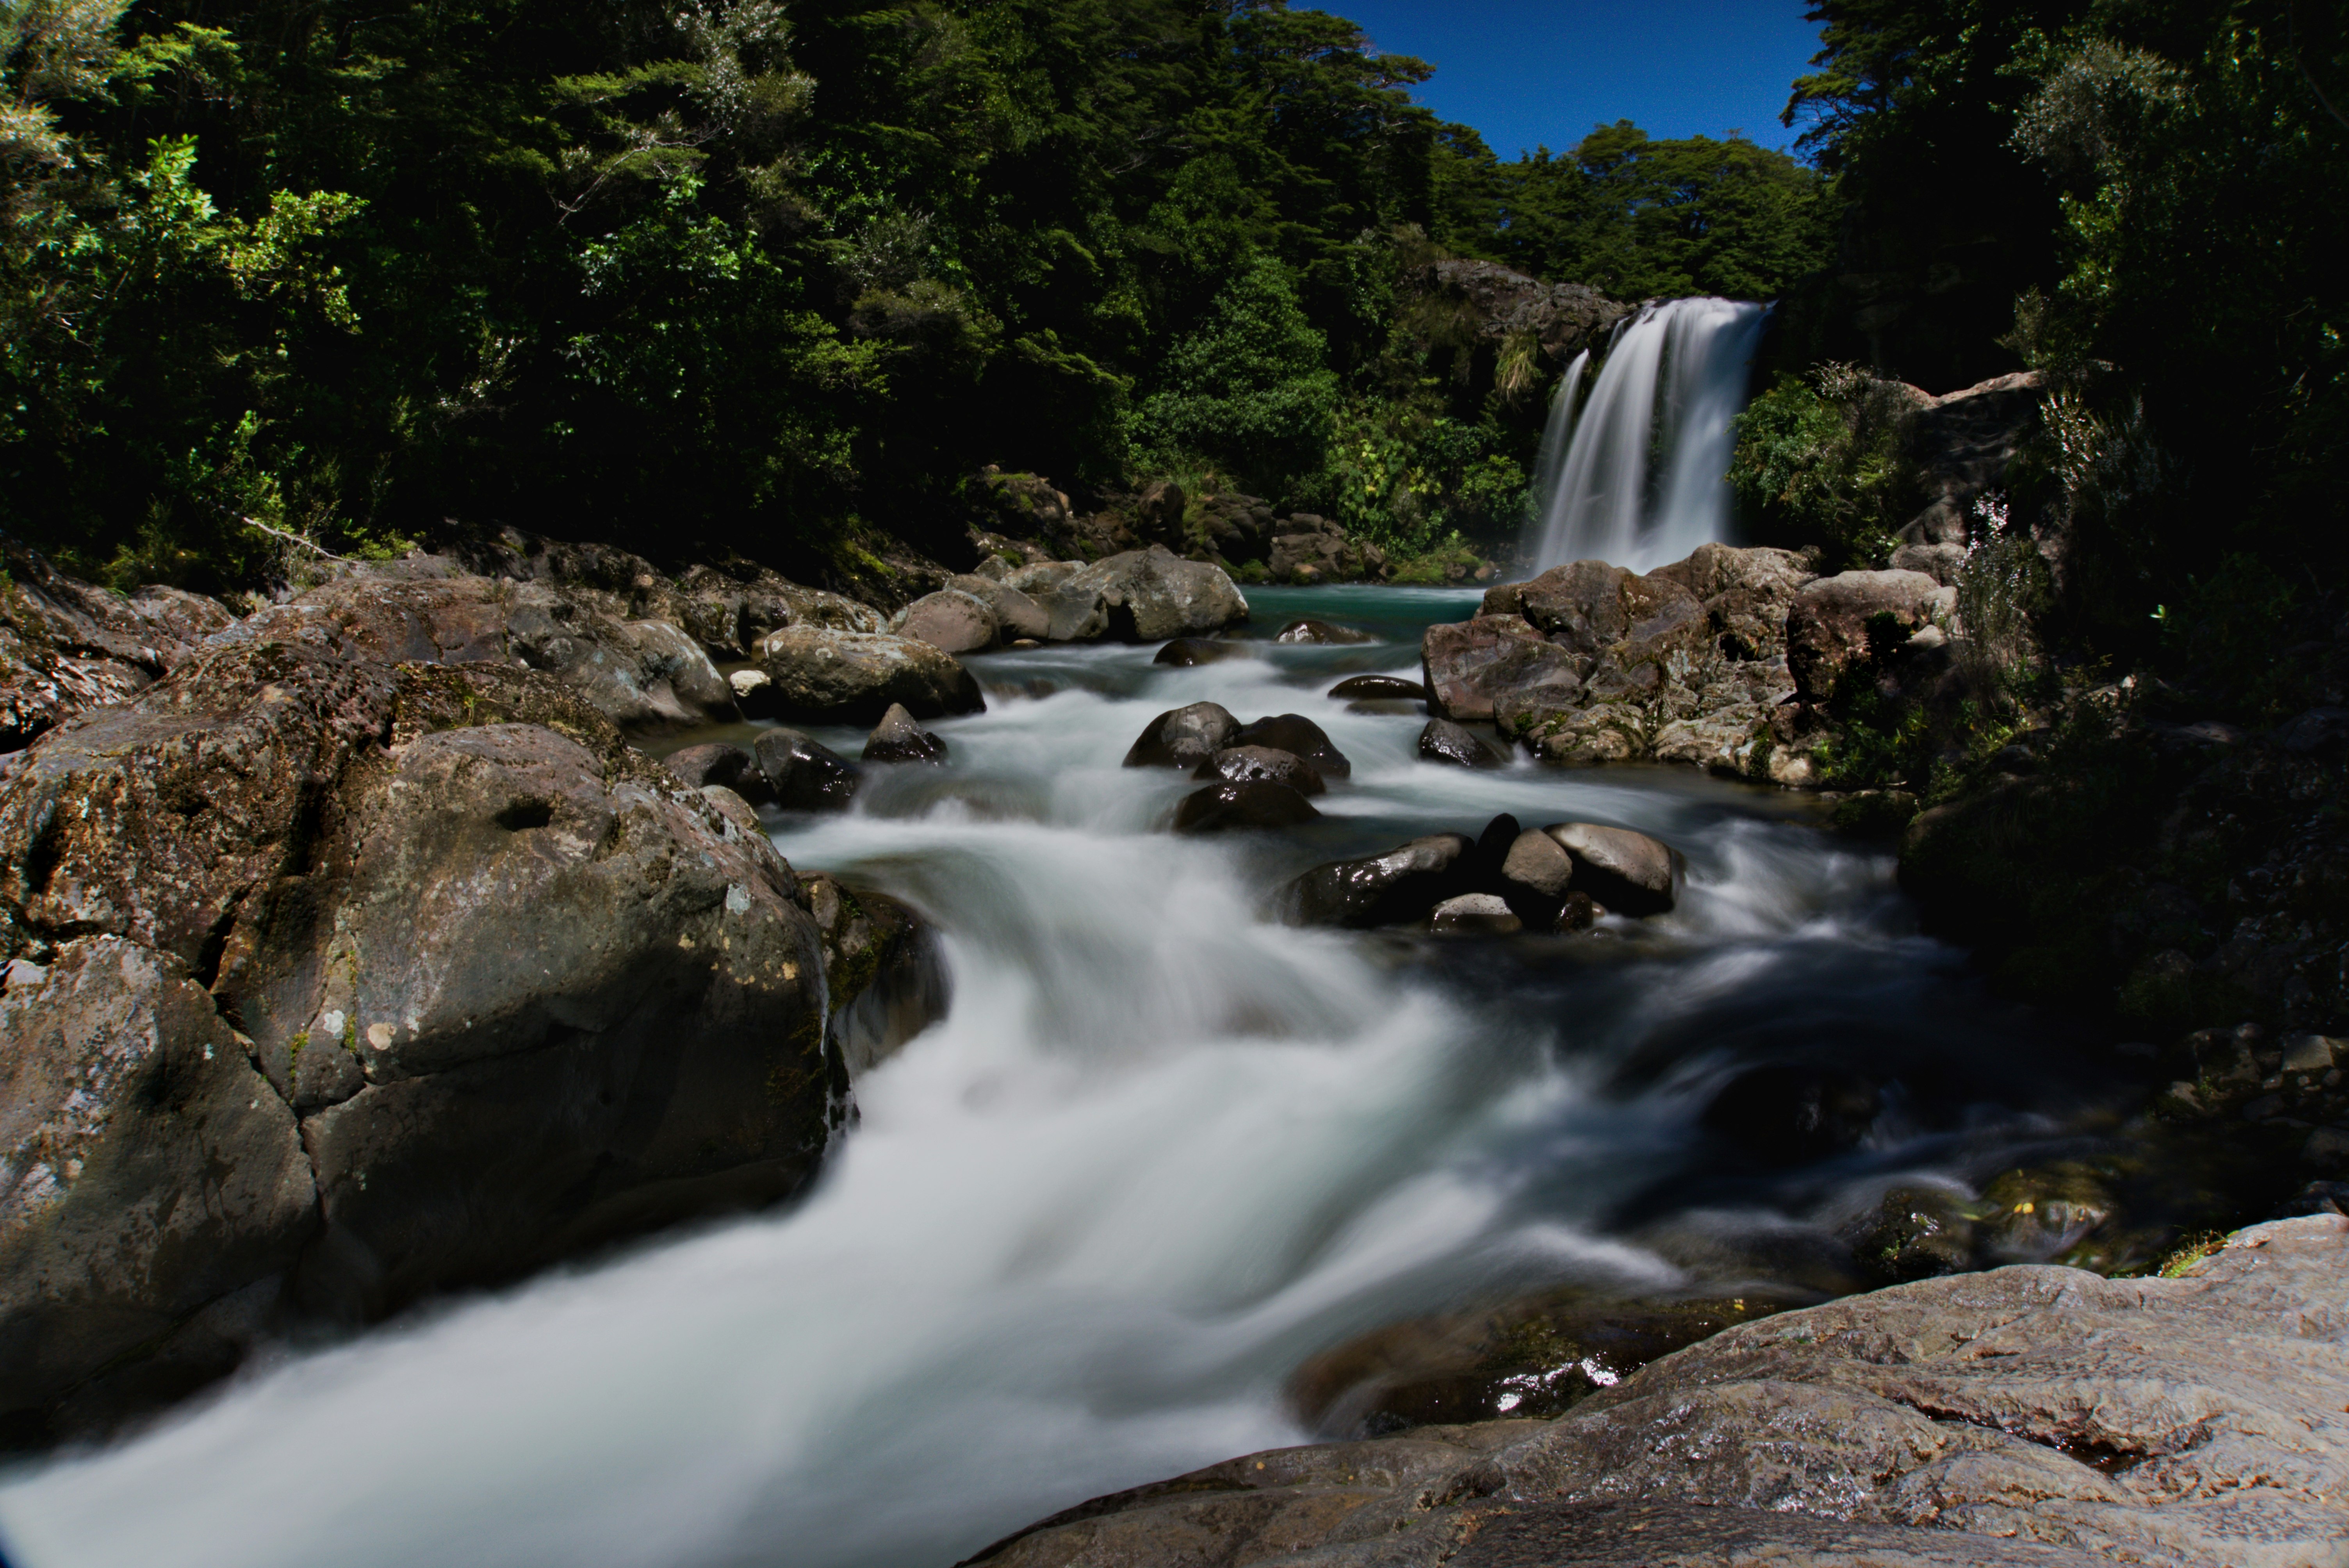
left=1498, top=829, right=1576, bottom=923
left=1554, top=891, right=1603, bottom=931
left=863, top=702, right=948, bottom=764
left=1700, top=1063, right=1882, bottom=1165
left=754, top=727, right=860, bottom=811
left=1194, top=745, right=1325, bottom=796
left=1233, top=713, right=1351, bottom=779
left=1173, top=780, right=1320, bottom=834
left=1540, top=821, right=1682, bottom=916
left=1274, top=834, right=1474, bottom=928
left=664, top=741, right=763, bottom=799
left=1329, top=674, right=1427, bottom=702
left=1473, top=813, right=1522, bottom=887
left=1125, top=701, right=1240, bottom=768
left=1419, top=718, right=1506, bottom=769
left=754, top=625, right=984, bottom=724
left=1429, top=893, right=1520, bottom=935
left=1153, top=638, right=1248, bottom=667
left=1275, top=618, right=1375, bottom=645
left=1841, top=1183, right=1978, bottom=1285
left=800, top=873, right=950, bottom=1076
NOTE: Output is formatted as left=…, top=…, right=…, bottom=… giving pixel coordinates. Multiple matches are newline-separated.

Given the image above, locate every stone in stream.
left=1038, top=546, right=1250, bottom=643
left=798, top=872, right=950, bottom=1077
left=1420, top=614, right=1583, bottom=724
left=1193, top=745, right=1326, bottom=796
left=1172, top=780, right=1320, bottom=835
left=1153, top=637, right=1249, bottom=667
left=1123, top=701, right=1240, bottom=768
left=893, top=588, right=999, bottom=655
left=1273, top=834, right=1474, bottom=929
left=863, top=702, right=948, bottom=765
left=664, top=741, right=765, bottom=799
left=1329, top=674, right=1428, bottom=702
left=1497, top=828, right=1576, bottom=924
left=1429, top=893, right=1521, bottom=935
left=945, top=574, right=1051, bottom=643
left=1554, top=891, right=1603, bottom=932
left=753, top=625, right=986, bottom=723
left=974, top=1215, right=2349, bottom=1568
left=1232, top=713, right=1351, bottom=779
left=1540, top=822, right=1682, bottom=916
left=1276, top=618, right=1375, bottom=645
left=1699, top=1063, right=1883, bottom=1165
left=1419, top=718, right=1506, bottom=769
left=753, top=727, right=861, bottom=811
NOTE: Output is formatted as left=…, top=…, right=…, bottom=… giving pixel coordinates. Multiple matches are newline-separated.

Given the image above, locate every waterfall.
left=1524, top=297, right=1767, bottom=575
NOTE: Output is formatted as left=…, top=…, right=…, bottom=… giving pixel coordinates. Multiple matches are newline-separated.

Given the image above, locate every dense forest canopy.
left=0, top=0, right=1826, bottom=586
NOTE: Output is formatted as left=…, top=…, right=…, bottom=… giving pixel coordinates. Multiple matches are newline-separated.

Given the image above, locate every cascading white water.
left=0, top=587, right=2093, bottom=1568
left=1526, top=297, right=1768, bottom=575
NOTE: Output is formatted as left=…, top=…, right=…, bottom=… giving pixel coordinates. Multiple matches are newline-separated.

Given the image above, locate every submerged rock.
left=863, top=702, right=948, bottom=764
left=1172, top=780, right=1320, bottom=834
left=1194, top=745, right=1326, bottom=796
left=1276, top=618, right=1374, bottom=645
left=754, top=625, right=985, bottom=724
left=1329, top=674, right=1427, bottom=702
left=1123, top=701, right=1240, bottom=768
left=1153, top=637, right=1248, bottom=667
left=1419, top=718, right=1506, bottom=769
left=753, top=727, right=860, bottom=812
left=1274, top=834, right=1474, bottom=929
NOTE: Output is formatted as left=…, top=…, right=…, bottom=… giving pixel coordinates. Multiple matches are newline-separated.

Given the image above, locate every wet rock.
left=1497, top=829, right=1576, bottom=924
left=664, top=742, right=762, bottom=797
left=894, top=589, right=999, bottom=655
left=0, top=537, right=228, bottom=754
left=946, top=574, right=1050, bottom=643
left=1976, top=1164, right=2117, bottom=1263
left=1430, top=894, right=1520, bottom=935
left=752, top=727, right=860, bottom=812
left=1422, top=615, right=1583, bottom=724
left=1276, top=619, right=1374, bottom=645
left=1540, top=822, right=1682, bottom=916
left=1274, top=835, right=1474, bottom=928
left=863, top=702, right=948, bottom=765
left=800, top=873, right=950, bottom=1076
left=1046, top=546, right=1249, bottom=643
left=1785, top=568, right=1946, bottom=705
left=1233, top=713, right=1351, bottom=779
left=0, top=937, right=317, bottom=1434
left=1554, top=891, right=1603, bottom=932
left=1699, top=1063, right=1882, bottom=1165
left=1172, top=780, right=1320, bottom=835
left=1330, top=674, right=1427, bottom=701
left=1472, top=812, right=1523, bottom=884
left=754, top=626, right=985, bottom=724
left=1839, top=1182, right=1978, bottom=1283
left=1123, top=701, right=1240, bottom=768
left=1153, top=638, right=1248, bottom=667
left=1419, top=718, right=1506, bottom=769
left=1194, top=745, right=1326, bottom=796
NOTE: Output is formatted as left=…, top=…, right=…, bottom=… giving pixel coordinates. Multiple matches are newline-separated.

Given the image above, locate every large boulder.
left=946, top=574, right=1050, bottom=643
left=0, top=536, right=233, bottom=754
left=894, top=589, right=1000, bottom=655
left=1422, top=616, right=1584, bottom=724
left=1124, top=702, right=1240, bottom=769
left=1541, top=822, right=1682, bottom=917
left=754, top=626, right=985, bottom=723
left=1273, top=835, right=1474, bottom=929
left=973, top=1215, right=2349, bottom=1568
left=1785, top=568, right=1949, bottom=706
left=0, top=643, right=840, bottom=1433
left=1044, top=546, right=1249, bottom=642
left=1233, top=714, right=1351, bottom=780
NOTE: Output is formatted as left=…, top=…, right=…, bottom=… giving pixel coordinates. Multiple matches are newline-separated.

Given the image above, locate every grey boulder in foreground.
left=969, top=1213, right=2349, bottom=1567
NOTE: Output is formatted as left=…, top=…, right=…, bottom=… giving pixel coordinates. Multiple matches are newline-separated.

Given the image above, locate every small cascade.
left=1525, top=297, right=1767, bottom=575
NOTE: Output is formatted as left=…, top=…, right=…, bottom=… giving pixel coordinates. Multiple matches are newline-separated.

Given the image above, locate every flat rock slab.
left=970, top=1215, right=2349, bottom=1568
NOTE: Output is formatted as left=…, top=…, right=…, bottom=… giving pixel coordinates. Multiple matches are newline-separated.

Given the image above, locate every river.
left=0, top=585, right=2119, bottom=1568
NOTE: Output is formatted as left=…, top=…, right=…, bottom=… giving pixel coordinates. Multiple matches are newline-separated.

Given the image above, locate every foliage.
left=1135, top=250, right=1337, bottom=501
left=1727, top=362, right=1915, bottom=568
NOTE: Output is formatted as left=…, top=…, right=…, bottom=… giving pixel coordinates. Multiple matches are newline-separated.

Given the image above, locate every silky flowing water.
left=0, top=587, right=2117, bottom=1568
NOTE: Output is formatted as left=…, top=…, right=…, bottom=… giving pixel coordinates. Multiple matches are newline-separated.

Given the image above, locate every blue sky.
left=1311, top=1, right=1827, bottom=157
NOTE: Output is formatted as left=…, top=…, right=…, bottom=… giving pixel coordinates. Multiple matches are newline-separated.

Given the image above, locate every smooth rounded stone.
left=1273, top=833, right=1474, bottom=928
left=1540, top=821, right=1682, bottom=916
left=754, top=625, right=985, bottom=723
left=1419, top=717, right=1506, bottom=769
left=1554, top=891, right=1603, bottom=931
left=1193, top=745, right=1325, bottom=796
left=863, top=702, right=948, bottom=764
left=1054, top=545, right=1250, bottom=642
left=895, top=589, right=999, bottom=655
left=1154, top=637, right=1249, bottom=667
left=946, top=574, right=1051, bottom=642
left=663, top=741, right=760, bottom=796
left=1275, top=618, right=1375, bottom=645
left=1473, top=811, right=1521, bottom=884
left=752, top=727, right=860, bottom=811
left=1329, top=674, right=1428, bottom=701
left=1171, top=780, right=1320, bottom=835
left=1123, top=701, right=1240, bottom=768
left=1233, top=713, right=1351, bottom=779
left=1429, top=893, right=1522, bottom=935
left=1499, top=829, right=1576, bottom=922
left=1700, top=1063, right=1882, bottom=1165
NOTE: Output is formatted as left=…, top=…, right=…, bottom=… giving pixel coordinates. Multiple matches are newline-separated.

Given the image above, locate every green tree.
left=1137, top=248, right=1338, bottom=498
